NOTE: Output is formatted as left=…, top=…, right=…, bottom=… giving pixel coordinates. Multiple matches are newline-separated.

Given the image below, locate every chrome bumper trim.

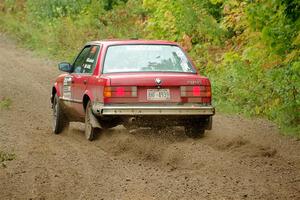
left=92, top=103, right=215, bottom=116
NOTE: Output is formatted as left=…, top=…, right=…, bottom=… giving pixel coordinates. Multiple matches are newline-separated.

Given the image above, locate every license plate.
left=147, top=89, right=170, bottom=101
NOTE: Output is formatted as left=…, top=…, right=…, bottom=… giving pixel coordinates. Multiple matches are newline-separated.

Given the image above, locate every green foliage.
left=202, top=0, right=300, bottom=135
left=26, top=0, right=91, bottom=19
left=0, top=0, right=145, bottom=60
left=0, top=0, right=299, bottom=135
left=246, top=0, right=298, bottom=55
left=103, top=0, right=128, bottom=11
left=143, top=0, right=224, bottom=43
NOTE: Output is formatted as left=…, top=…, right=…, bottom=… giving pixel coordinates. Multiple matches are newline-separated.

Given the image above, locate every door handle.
left=83, top=80, right=87, bottom=85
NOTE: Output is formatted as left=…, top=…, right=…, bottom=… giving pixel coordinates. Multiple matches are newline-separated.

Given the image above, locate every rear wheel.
left=185, top=125, right=205, bottom=138
left=85, top=101, right=98, bottom=141
left=52, top=94, right=69, bottom=134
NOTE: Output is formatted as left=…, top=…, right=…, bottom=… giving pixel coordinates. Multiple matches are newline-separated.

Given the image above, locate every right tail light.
left=180, top=86, right=211, bottom=97
left=180, top=79, right=211, bottom=103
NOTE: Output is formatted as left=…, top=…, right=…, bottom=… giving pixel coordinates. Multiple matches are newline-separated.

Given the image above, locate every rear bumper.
left=92, top=103, right=215, bottom=116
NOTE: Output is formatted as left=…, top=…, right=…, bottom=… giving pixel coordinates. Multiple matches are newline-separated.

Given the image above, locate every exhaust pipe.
left=128, top=117, right=136, bottom=124
left=123, top=117, right=137, bottom=130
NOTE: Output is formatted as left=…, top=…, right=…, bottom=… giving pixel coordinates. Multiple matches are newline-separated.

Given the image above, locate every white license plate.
left=147, top=89, right=170, bottom=101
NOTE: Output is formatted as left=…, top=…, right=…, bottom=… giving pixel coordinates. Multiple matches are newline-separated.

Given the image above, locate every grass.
left=0, top=151, right=15, bottom=163
left=281, top=126, right=300, bottom=138
left=0, top=150, right=16, bottom=167
left=0, top=97, right=12, bottom=109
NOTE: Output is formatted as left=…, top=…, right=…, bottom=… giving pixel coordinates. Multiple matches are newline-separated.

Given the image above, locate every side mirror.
left=58, top=62, right=72, bottom=73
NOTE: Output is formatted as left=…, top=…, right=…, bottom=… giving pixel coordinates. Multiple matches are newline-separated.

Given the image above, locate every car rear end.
left=93, top=42, right=215, bottom=137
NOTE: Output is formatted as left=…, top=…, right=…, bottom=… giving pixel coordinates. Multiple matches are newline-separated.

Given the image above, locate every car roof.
left=86, top=39, right=178, bottom=46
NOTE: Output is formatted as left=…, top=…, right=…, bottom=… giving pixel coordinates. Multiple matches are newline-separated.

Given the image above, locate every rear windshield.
left=103, top=45, right=195, bottom=73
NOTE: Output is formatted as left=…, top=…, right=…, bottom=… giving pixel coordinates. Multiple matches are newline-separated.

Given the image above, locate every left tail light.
left=104, top=87, right=112, bottom=97
left=104, top=86, right=137, bottom=97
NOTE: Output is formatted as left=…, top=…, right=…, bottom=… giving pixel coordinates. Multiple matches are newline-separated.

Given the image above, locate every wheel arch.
left=83, top=94, right=90, bottom=111
left=83, top=90, right=95, bottom=111
left=51, top=83, right=61, bottom=103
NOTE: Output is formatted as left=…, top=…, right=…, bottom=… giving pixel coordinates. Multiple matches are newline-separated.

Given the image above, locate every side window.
left=73, top=46, right=91, bottom=73
left=82, top=46, right=100, bottom=74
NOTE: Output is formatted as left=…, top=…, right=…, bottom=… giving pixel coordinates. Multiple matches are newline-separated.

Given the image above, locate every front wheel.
left=52, top=94, right=69, bottom=134
left=185, top=125, right=205, bottom=138
left=85, top=101, right=98, bottom=141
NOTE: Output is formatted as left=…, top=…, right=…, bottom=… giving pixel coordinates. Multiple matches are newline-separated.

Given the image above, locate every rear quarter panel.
left=53, top=74, right=68, bottom=98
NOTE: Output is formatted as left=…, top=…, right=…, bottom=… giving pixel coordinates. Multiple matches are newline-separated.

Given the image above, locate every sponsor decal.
left=86, top=58, right=94, bottom=63
left=63, top=76, right=72, bottom=99
left=83, top=63, right=92, bottom=70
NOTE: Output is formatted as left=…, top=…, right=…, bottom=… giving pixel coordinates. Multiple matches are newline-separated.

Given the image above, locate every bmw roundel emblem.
left=155, top=78, right=162, bottom=85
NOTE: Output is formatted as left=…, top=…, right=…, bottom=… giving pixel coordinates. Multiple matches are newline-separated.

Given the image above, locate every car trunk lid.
left=102, top=72, right=211, bottom=104
left=103, top=72, right=201, bottom=86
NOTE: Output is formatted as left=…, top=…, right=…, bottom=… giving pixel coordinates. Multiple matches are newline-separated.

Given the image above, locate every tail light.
left=104, top=86, right=137, bottom=97
left=180, top=86, right=211, bottom=97
left=193, top=86, right=201, bottom=96
left=180, top=79, right=211, bottom=103
left=116, top=87, right=125, bottom=96
left=104, top=87, right=112, bottom=97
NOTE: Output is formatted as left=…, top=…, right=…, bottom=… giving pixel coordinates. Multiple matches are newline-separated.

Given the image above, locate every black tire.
left=185, top=125, right=205, bottom=138
left=52, top=94, right=69, bottom=134
left=85, top=101, right=98, bottom=141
